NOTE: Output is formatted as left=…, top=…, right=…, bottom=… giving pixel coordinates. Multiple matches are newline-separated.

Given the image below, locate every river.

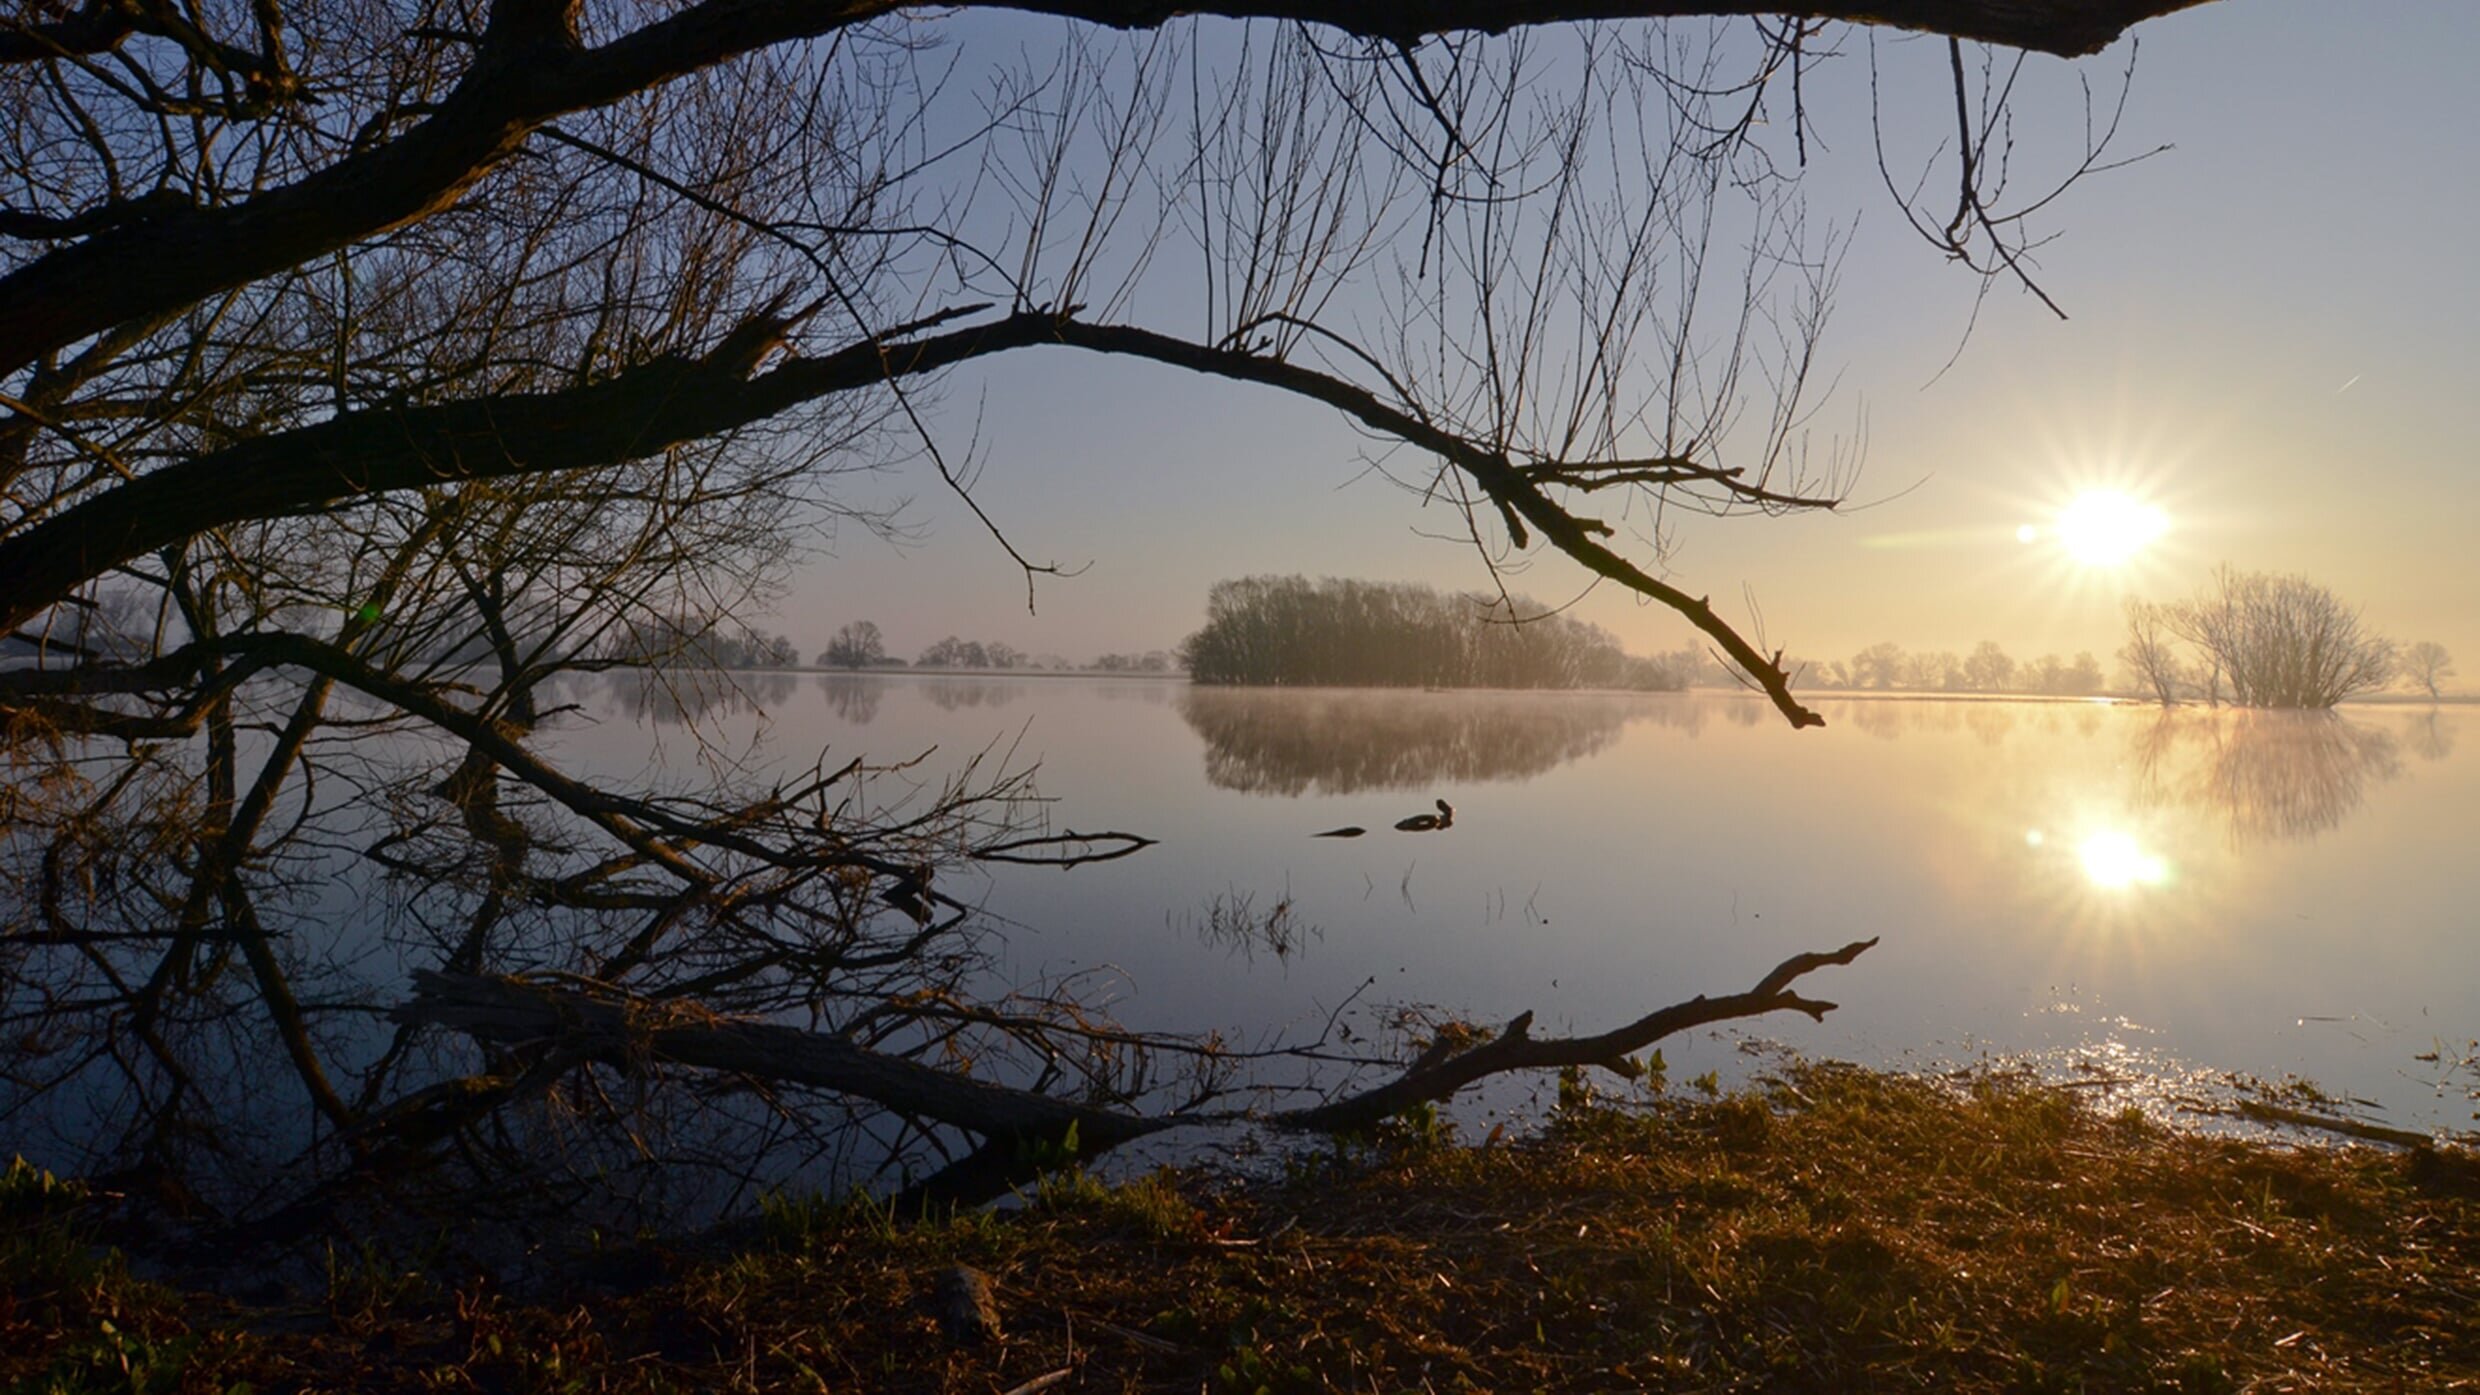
left=560, top=673, right=2480, bottom=1141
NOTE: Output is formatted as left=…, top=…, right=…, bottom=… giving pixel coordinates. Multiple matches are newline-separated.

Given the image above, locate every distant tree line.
left=1180, top=576, right=1680, bottom=690
left=1089, top=650, right=1176, bottom=673
left=1797, top=640, right=2105, bottom=696
left=813, top=620, right=1175, bottom=674
left=608, top=614, right=801, bottom=670
left=916, top=636, right=1025, bottom=669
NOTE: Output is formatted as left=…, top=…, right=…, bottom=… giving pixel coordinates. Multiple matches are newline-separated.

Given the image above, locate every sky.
left=781, top=1, right=2479, bottom=686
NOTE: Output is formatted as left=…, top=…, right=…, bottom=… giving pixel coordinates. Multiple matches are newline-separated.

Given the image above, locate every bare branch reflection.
left=1178, top=688, right=1694, bottom=794
left=2133, top=710, right=2404, bottom=842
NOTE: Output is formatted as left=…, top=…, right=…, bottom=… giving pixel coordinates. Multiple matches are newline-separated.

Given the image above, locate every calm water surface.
left=569, top=675, right=2480, bottom=1138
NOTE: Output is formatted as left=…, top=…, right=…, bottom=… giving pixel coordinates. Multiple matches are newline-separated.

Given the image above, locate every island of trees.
left=1180, top=576, right=1682, bottom=689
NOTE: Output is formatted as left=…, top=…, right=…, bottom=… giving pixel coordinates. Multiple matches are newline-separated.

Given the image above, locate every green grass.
left=4, top=1066, right=2475, bottom=1392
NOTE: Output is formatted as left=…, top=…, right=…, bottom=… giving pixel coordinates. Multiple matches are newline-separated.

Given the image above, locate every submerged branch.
left=394, top=937, right=1876, bottom=1206
left=1271, top=937, right=1878, bottom=1133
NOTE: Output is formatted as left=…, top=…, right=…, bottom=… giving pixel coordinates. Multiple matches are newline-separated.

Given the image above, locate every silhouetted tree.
left=1849, top=642, right=1907, bottom=691
left=823, top=621, right=887, bottom=670
left=2020, top=651, right=2104, bottom=696
left=1964, top=640, right=2018, bottom=693
left=918, top=636, right=996, bottom=669
left=2120, top=599, right=2185, bottom=705
left=2159, top=568, right=2394, bottom=709
left=2402, top=641, right=2455, bottom=701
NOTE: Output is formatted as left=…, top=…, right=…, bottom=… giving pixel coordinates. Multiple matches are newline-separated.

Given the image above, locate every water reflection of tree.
left=607, top=669, right=798, bottom=725
left=919, top=678, right=1028, bottom=712
left=1178, top=688, right=1677, bottom=794
left=1094, top=681, right=1175, bottom=706
left=2404, top=711, right=2456, bottom=764
left=1830, top=696, right=2105, bottom=744
left=2134, top=710, right=2404, bottom=842
left=816, top=674, right=883, bottom=725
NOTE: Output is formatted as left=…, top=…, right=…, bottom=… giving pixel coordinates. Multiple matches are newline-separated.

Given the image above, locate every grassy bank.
left=6, top=1062, right=2476, bottom=1393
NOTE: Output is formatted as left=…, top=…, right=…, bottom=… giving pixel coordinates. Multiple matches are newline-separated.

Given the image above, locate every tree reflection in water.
left=2132, top=709, right=2416, bottom=842
left=2404, top=711, right=2456, bottom=764
left=606, top=668, right=798, bottom=725
left=919, top=678, right=1029, bottom=712
left=1177, top=688, right=1698, bottom=794
left=816, top=673, right=883, bottom=725
left=1838, top=696, right=2108, bottom=744
left=1810, top=697, right=2439, bottom=844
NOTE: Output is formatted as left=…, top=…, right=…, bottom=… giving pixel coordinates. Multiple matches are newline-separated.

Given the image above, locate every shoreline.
left=8, top=1061, right=2475, bottom=1392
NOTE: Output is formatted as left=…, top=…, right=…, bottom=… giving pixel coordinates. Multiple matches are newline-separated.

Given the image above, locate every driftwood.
left=2231, top=1100, right=2444, bottom=1152
left=392, top=938, right=1876, bottom=1203
left=1270, top=936, right=1876, bottom=1134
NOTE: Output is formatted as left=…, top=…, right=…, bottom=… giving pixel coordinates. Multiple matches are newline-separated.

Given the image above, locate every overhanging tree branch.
left=0, top=306, right=1831, bottom=725
left=0, top=0, right=2210, bottom=379
left=1033, top=321, right=1832, bottom=726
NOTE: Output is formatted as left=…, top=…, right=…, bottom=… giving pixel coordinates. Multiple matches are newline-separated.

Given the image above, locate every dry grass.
left=6, top=1063, right=2477, bottom=1392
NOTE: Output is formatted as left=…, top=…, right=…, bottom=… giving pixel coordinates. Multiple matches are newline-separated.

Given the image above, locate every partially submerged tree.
left=2148, top=568, right=2395, bottom=710
left=0, top=0, right=2212, bottom=1247
left=2120, top=598, right=2185, bottom=705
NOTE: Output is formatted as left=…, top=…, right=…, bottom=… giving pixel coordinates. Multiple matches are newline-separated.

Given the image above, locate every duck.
left=1312, top=825, right=1367, bottom=838
left=1394, top=799, right=1454, bottom=833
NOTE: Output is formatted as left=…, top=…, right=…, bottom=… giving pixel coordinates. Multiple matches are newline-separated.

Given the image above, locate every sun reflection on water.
left=2076, top=830, right=2172, bottom=890
left=2016, top=818, right=2178, bottom=904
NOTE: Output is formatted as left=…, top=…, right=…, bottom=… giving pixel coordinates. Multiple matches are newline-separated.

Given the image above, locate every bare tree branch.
left=394, top=936, right=1876, bottom=1203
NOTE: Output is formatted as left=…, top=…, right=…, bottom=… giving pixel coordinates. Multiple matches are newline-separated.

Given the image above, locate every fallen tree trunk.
left=390, top=970, right=1173, bottom=1156
left=393, top=938, right=1877, bottom=1205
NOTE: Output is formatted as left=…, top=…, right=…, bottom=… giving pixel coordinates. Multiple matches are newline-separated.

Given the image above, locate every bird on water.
left=1394, top=799, right=1454, bottom=832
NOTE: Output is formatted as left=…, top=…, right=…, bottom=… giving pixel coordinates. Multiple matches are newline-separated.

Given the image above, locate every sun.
left=2051, top=490, right=2168, bottom=566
